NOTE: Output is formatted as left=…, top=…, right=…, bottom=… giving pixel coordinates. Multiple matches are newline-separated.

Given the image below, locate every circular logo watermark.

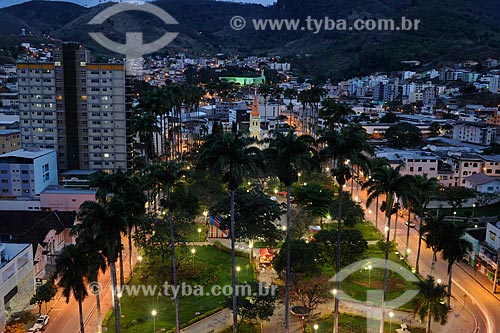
left=88, top=2, right=179, bottom=74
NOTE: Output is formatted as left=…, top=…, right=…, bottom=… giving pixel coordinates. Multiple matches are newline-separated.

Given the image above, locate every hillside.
left=1, top=0, right=500, bottom=79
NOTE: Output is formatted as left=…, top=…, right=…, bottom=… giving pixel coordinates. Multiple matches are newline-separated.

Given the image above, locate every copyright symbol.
left=230, top=16, right=246, bottom=30
left=89, top=282, right=102, bottom=295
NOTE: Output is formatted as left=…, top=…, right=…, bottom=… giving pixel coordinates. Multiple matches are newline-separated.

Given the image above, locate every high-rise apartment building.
left=17, top=43, right=130, bottom=172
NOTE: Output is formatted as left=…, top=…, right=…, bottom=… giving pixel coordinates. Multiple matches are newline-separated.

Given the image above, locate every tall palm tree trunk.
left=284, top=186, right=292, bottom=333
left=169, top=210, right=181, bottom=333
left=393, top=207, right=399, bottom=242
left=94, top=275, right=102, bottom=333
left=405, top=210, right=411, bottom=259
left=334, top=184, right=343, bottom=333
left=119, top=248, right=125, bottom=287
left=379, top=214, right=392, bottom=333
left=430, top=250, right=437, bottom=276
left=426, top=304, right=432, bottom=333
left=447, top=262, right=453, bottom=308
left=128, top=229, right=133, bottom=278
left=375, top=196, right=379, bottom=230
left=416, top=206, right=424, bottom=274
left=110, top=262, right=121, bottom=333
left=231, top=189, right=238, bottom=333
left=78, top=299, right=85, bottom=333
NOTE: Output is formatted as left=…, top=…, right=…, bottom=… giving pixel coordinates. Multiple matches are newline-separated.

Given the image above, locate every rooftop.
left=0, top=148, right=55, bottom=160
left=465, top=173, right=500, bottom=185
left=0, top=129, right=19, bottom=135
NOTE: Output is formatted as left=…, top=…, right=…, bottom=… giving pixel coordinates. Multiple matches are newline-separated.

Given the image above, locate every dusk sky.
left=0, top=0, right=277, bottom=8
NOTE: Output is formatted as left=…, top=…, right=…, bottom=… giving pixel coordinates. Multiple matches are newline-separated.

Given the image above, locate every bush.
left=176, top=256, right=218, bottom=285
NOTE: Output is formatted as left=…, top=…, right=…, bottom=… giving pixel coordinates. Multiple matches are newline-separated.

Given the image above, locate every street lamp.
left=236, top=266, right=241, bottom=282
left=191, top=248, right=196, bottom=268
left=202, top=210, right=208, bottom=223
left=197, top=228, right=202, bottom=242
left=137, top=255, right=143, bottom=263
left=405, top=248, right=411, bottom=260
left=453, top=211, right=457, bottom=223
left=313, top=324, right=319, bottom=333
left=389, top=311, right=394, bottom=332
left=472, top=204, right=476, bottom=217
left=151, top=309, right=157, bottom=333
left=437, top=278, right=442, bottom=284
left=248, top=243, right=253, bottom=262
left=367, top=264, right=372, bottom=287
left=117, top=292, right=122, bottom=312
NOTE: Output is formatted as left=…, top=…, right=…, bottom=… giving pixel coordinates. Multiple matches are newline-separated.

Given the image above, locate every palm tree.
left=421, top=215, right=446, bottom=276
left=130, top=110, right=160, bottom=164
left=363, top=165, right=413, bottom=333
left=320, top=98, right=354, bottom=129
left=77, top=198, right=125, bottom=333
left=318, top=124, right=371, bottom=333
left=414, top=276, right=450, bottom=333
left=71, top=227, right=107, bottom=333
left=54, top=245, right=89, bottom=333
left=400, top=179, right=417, bottom=259
left=440, top=222, right=472, bottom=307
left=414, top=175, right=439, bottom=274
left=366, top=157, right=390, bottom=230
left=151, top=160, right=192, bottom=333
left=264, top=130, right=319, bottom=333
left=198, top=132, right=261, bottom=333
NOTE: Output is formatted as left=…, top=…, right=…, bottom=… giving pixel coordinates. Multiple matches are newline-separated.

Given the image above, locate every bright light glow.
left=367, top=264, right=372, bottom=270
left=137, top=255, right=143, bottom=262
left=437, top=278, right=442, bottom=284
left=368, top=209, right=372, bottom=214
left=202, top=210, right=208, bottom=218
left=326, top=214, right=331, bottom=220
left=236, top=266, right=241, bottom=272
left=313, top=324, right=319, bottom=330
left=298, top=172, right=302, bottom=177
left=389, top=311, right=394, bottom=318
left=331, top=289, right=337, bottom=295
left=197, top=228, right=202, bottom=233
left=454, top=211, right=457, bottom=215
left=406, top=249, right=411, bottom=254
left=282, top=225, right=287, bottom=231
left=191, top=248, right=196, bottom=254
left=151, top=309, right=157, bottom=316
left=384, top=226, right=389, bottom=233
left=117, top=292, right=122, bottom=298
left=274, top=188, right=278, bottom=194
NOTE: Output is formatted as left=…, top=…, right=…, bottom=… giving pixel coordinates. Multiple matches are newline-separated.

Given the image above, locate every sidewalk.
left=456, top=261, right=500, bottom=302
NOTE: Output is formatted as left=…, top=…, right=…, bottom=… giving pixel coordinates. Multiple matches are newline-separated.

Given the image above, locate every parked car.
left=33, top=314, right=49, bottom=330
left=405, top=221, right=416, bottom=228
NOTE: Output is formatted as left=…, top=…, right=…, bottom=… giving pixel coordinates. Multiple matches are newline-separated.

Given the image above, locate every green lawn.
left=182, top=223, right=208, bottom=242
left=307, top=312, right=425, bottom=333
left=355, top=221, right=383, bottom=241
left=438, top=200, right=500, bottom=220
left=103, top=245, right=254, bottom=333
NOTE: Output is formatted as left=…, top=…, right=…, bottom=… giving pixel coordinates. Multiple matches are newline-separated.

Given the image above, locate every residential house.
left=465, top=173, right=500, bottom=193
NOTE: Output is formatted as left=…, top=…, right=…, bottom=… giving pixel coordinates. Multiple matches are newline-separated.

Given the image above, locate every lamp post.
left=313, top=324, right=318, bottom=333
left=117, top=292, right=122, bottom=314
left=202, top=210, right=208, bottom=223
left=151, top=309, right=157, bottom=333
left=331, top=289, right=337, bottom=333
left=453, top=211, right=457, bottom=223
left=472, top=204, right=476, bottom=217
left=367, top=264, right=372, bottom=287
left=236, top=266, right=241, bottom=283
left=248, top=243, right=253, bottom=263
left=389, top=311, right=394, bottom=332
left=197, top=228, right=202, bottom=242
left=191, top=248, right=196, bottom=268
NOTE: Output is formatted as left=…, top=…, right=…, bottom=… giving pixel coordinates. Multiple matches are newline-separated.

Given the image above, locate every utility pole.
left=493, top=249, right=500, bottom=294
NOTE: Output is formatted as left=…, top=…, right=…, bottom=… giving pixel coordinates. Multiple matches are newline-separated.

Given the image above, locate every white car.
left=33, top=314, right=49, bottom=330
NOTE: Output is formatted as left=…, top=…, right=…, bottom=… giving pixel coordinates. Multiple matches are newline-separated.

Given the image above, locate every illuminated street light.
left=236, top=266, right=241, bottom=282
left=197, top=228, right=202, bottom=242
left=389, top=311, right=394, bottom=332
left=313, top=324, right=319, bottom=333
left=151, top=309, right=157, bottom=333
left=191, top=248, right=196, bottom=268
left=367, top=264, right=372, bottom=286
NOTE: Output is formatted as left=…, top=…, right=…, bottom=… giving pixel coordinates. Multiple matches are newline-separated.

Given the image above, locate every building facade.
left=0, top=148, right=58, bottom=198
left=0, top=130, right=20, bottom=155
left=17, top=43, right=129, bottom=172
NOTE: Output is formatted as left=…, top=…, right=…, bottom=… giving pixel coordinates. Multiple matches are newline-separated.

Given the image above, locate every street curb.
left=456, top=262, right=500, bottom=303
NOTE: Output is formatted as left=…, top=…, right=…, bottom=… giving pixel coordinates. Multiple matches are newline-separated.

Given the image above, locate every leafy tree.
left=289, top=206, right=315, bottom=240
left=314, top=228, right=368, bottom=270
left=429, top=122, right=441, bottom=137
left=421, top=215, right=446, bottom=276
left=438, top=186, right=476, bottom=209
left=264, top=130, right=319, bottom=333
left=211, top=188, right=284, bottom=248
left=30, top=280, right=57, bottom=315
left=291, top=275, right=334, bottom=319
left=414, top=276, right=450, bottom=333
left=385, top=122, right=422, bottom=148
left=379, top=112, right=397, bottom=123
left=292, top=183, right=334, bottom=226
left=475, top=192, right=498, bottom=208
left=329, top=192, right=365, bottom=227
left=228, top=282, right=277, bottom=324
left=320, top=98, right=354, bottom=129
left=273, top=239, right=319, bottom=276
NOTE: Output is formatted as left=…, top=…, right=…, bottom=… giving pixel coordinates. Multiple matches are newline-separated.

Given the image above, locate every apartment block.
left=0, top=129, right=20, bottom=154
left=452, top=122, right=497, bottom=145
left=17, top=43, right=130, bottom=172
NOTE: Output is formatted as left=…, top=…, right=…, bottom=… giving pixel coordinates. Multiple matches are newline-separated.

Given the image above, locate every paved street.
left=42, top=236, right=135, bottom=333
left=355, top=180, right=499, bottom=333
